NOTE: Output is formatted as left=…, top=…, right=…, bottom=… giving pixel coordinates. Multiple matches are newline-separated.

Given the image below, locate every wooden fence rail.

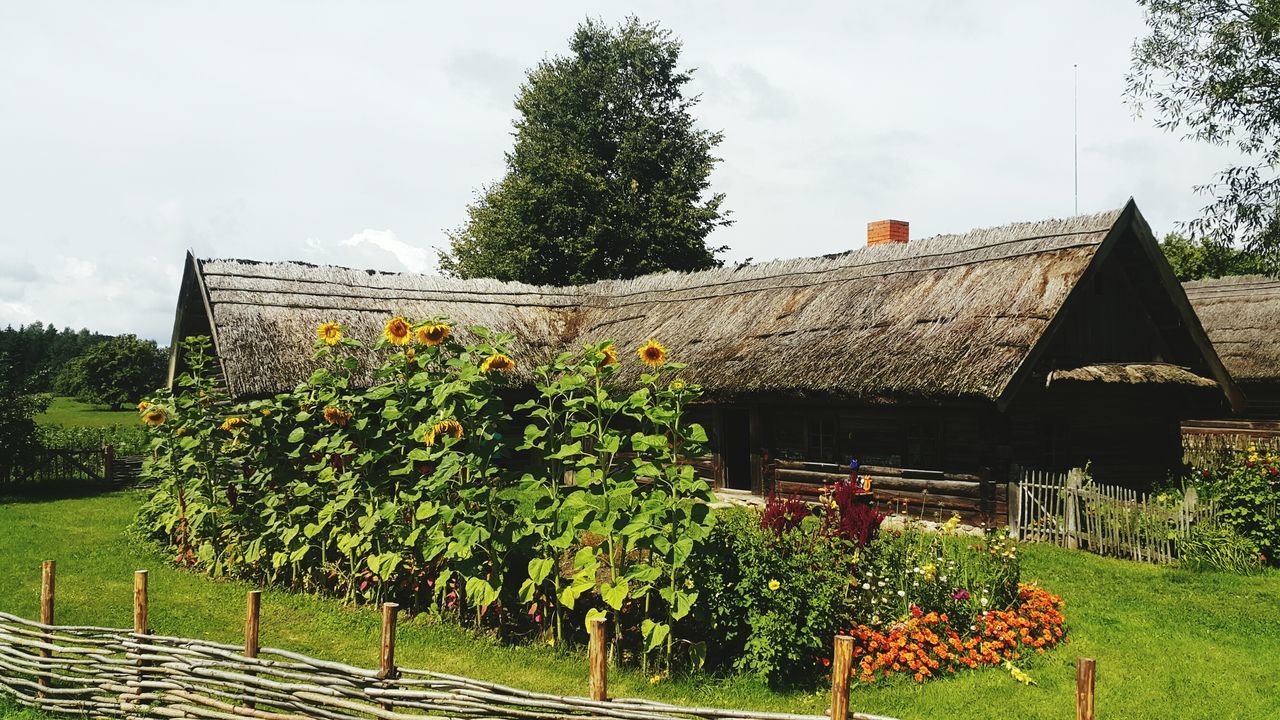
left=0, top=445, right=144, bottom=489
left=1010, top=467, right=1214, bottom=564
left=0, top=566, right=897, bottom=720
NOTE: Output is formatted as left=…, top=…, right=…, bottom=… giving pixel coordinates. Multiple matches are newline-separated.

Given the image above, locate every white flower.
left=896, top=590, right=906, bottom=597
left=862, top=583, right=870, bottom=590
left=940, top=576, right=948, bottom=582
left=981, top=598, right=989, bottom=606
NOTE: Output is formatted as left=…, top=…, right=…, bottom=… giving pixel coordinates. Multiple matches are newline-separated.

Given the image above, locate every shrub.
left=1186, top=446, right=1279, bottom=565
left=0, top=355, right=51, bottom=483
left=1179, top=523, right=1263, bottom=574
left=36, top=424, right=149, bottom=455
left=690, top=505, right=862, bottom=687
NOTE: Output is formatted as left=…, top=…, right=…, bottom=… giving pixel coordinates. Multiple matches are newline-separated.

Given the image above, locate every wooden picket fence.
left=1010, top=467, right=1214, bottom=564
left=0, top=445, right=143, bottom=490
left=0, top=563, right=898, bottom=720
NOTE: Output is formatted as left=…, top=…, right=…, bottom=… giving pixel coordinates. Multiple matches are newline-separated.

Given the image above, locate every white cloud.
left=340, top=230, right=436, bottom=274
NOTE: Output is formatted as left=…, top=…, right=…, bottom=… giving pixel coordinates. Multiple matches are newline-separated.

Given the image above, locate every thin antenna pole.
left=1074, top=63, right=1079, bottom=215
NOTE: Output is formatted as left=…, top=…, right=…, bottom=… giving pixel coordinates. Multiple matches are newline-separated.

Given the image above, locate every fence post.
left=244, top=590, right=260, bottom=710
left=38, top=560, right=55, bottom=696
left=1006, top=469, right=1022, bottom=539
left=104, top=444, right=115, bottom=484
left=588, top=617, right=608, bottom=701
left=1076, top=657, right=1096, bottom=720
left=133, top=570, right=148, bottom=634
left=830, top=635, right=854, bottom=720
left=1064, top=468, right=1084, bottom=550
left=379, top=602, right=399, bottom=710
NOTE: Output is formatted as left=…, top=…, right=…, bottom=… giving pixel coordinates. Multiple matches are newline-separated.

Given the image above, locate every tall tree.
left=58, top=335, right=166, bottom=409
left=1127, top=0, right=1280, bottom=251
left=1160, top=231, right=1280, bottom=280
left=440, top=17, right=731, bottom=285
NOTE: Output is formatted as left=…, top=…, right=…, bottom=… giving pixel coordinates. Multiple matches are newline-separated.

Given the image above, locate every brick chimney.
left=867, top=219, right=909, bottom=246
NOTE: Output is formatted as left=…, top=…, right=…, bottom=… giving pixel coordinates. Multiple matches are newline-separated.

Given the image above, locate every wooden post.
left=830, top=635, right=854, bottom=720
left=244, top=591, right=260, bottom=710
left=378, top=603, right=399, bottom=710
left=587, top=617, right=608, bottom=701
left=1064, top=468, right=1084, bottom=550
left=1007, top=472, right=1022, bottom=539
left=104, top=444, right=115, bottom=484
left=133, top=570, right=148, bottom=634
left=38, top=560, right=55, bottom=696
left=1076, top=657, right=1096, bottom=720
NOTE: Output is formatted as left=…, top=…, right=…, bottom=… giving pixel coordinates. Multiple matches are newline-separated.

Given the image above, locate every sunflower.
left=220, top=416, right=249, bottom=432
left=383, top=316, right=412, bottom=345
left=480, top=353, right=516, bottom=373
left=405, top=347, right=416, bottom=362
left=316, top=322, right=343, bottom=346
left=322, top=406, right=352, bottom=426
left=416, top=323, right=451, bottom=346
left=637, top=339, right=668, bottom=367
left=669, top=378, right=686, bottom=391
left=424, top=419, right=464, bottom=446
left=141, top=407, right=167, bottom=427
left=599, top=344, right=618, bottom=366
left=136, top=400, right=150, bottom=412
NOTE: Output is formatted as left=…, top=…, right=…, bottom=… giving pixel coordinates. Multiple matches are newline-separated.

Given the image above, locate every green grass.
left=2, top=493, right=1278, bottom=720
left=35, top=397, right=136, bottom=429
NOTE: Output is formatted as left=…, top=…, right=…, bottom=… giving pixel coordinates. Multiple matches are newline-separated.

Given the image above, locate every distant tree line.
left=0, top=322, right=167, bottom=409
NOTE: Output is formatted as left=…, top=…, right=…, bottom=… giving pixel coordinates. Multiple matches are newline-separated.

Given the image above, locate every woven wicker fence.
left=0, top=565, right=896, bottom=720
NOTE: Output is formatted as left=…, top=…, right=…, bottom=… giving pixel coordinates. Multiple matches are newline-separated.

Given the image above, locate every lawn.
left=1, top=492, right=1278, bottom=720
left=35, top=396, right=136, bottom=429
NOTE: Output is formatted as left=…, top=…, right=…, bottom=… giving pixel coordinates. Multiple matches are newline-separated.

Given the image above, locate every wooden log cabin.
left=169, top=200, right=1239, bottom=524
left=1182, top=275, right=1280, bottom=438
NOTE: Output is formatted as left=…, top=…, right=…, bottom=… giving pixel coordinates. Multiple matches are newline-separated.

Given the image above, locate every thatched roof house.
left=170, top=199, right=1238, bottom=518
left=1184, top=275, right=1280, bottom=423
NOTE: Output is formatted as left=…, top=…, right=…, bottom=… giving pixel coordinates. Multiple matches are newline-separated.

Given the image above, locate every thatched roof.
left=1047, top=363, right=1220, bottom=388
left=1183, top=275, right=1280, bottom=383
left=172, top=200, right=1236, bottom=407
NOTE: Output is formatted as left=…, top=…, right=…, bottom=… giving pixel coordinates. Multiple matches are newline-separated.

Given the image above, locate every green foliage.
left=58, top=334, right=166, bottom=409
left=691, top=507, right=860, bottom=687
left=440, top=16, right=730, bottom=285
left=1159, top=232, right=1278, bottom=280
left=137, top=325, right=714, bottom=671
left=36, top=424, right=149, bottom=456
left=1127, top=1, right=1280, bottom=249
left=0, top=322, right=109, bottom=392
left=1179, top=523, right=1264, bottom=573
left=0, top=354, right=52, bottom=481
left=1186, top=446, right=1280, bottom=563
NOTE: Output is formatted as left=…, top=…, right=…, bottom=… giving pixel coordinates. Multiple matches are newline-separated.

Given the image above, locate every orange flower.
left=220, top=416, right=249, bottom=432
left=424, top=419, right=464, bottom=446
left=637, top=339, right=667, bottom=367
left=322, top=407, right=352, bottom=426
left=141, top=406, right=167, bottom=427
left=416, top=323, right=450, bottom=346
left=600, top=344, right=618, bottom=366
left=317, top=322, right=343, bottom=346
left=480, top=353, right=515, bottom=373
left=383, top=316, right=411, bottom=345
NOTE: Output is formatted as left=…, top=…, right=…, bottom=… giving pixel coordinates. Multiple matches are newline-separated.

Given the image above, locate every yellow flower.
left=416, top=323, right=451, bottom=346
left=136, top=400, right=150, bottom=412
left=383, top=316, right=412, bottom=345
left=220, top=416, right=249, bottom=433
left=424, top=419, right=464, bottom=446
left=923, top=563, right=937, bottom=582
left=141, top=407, right=167, bottom=427
left=600, top=344, right=618, bottom=366
left=649, top=673, right=663, bottom=685
left=322, top=406, right=352, bottom=426
left=480, top=353, right=516, bottom=373
left=768, top=579, right=781, bottom=591
left=261, top=408, right=272, bottom=417
left=316, top=322, right=343, bottom=346
left=669, top=378, right=686, bottom=391
left=405, top=347, right=416, bottom=362
left=637, top=339, right=668, bottom=367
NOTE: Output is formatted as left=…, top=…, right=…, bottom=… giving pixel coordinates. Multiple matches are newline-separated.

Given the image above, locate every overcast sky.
left=0, top=1, right=1242, bottom=343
